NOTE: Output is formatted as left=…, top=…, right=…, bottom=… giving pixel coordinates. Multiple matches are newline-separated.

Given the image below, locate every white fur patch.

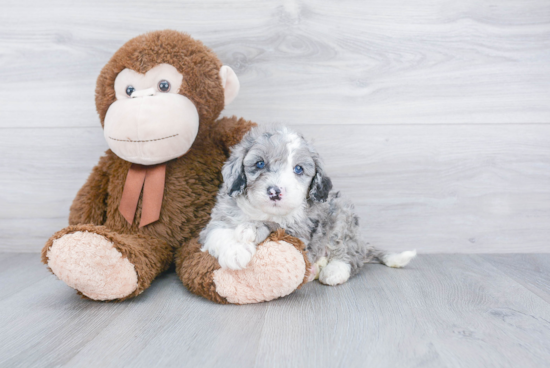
left=235, top=196, right=307, bottom=228
left=276, top=134, right=307, bottom=210
left=319, top=259, right=351, bottom=286
left=308, top=256, right=328, bottom=281
left=382, top=250, right=417, bottom=268
left=286, top=133, right=302, bottom=161
left=234, top=222, right=257, bottom=243
left=201, top=228, right=256, bottom=270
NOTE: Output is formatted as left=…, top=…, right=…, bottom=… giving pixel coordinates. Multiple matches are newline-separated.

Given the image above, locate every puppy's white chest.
left=235, top=197, right=306, bottom=229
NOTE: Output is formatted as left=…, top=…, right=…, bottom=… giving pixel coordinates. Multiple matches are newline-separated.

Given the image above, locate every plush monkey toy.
left=42, top=30, right=311, bottom=304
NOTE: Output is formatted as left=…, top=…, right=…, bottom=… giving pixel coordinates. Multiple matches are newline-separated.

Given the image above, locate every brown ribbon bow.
left=119, top=163, right=166, bottom=227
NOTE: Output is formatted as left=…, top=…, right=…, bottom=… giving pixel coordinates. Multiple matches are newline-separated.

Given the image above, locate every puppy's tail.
left=370, top=248, right=417, bottom=268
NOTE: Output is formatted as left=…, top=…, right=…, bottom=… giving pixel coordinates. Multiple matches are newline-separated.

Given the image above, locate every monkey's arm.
left=68, top=154, right=111, bottom=226
left=213, top=116, right=257, bottom=153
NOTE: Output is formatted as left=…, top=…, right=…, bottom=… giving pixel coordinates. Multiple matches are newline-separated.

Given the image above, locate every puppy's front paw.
left=319, top=260, right=351, bottom=286
left=234, top=223, right=257, bottom=243
left=218, top=241, right=256, bottom=270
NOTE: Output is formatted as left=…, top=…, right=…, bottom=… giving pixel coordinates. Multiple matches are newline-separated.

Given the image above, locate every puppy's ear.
left=222, top=146, right=247, bottom=197
left=309, top=155, right=332, bottom=202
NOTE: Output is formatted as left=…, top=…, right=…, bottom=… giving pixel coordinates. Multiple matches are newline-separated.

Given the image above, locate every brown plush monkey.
left=42, top=30, right=311, bottom=304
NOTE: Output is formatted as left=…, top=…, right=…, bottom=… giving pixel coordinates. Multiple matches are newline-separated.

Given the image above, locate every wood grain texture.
left=2, top=124, right=549, bottom=252
left=1, top=253, right=550, bottom=367
left=0, top=0, right=549, bottom=128
left=480, top=254, right=550, bottom=303
left=254, top=254, right=550, bottom=368
left=1, top=0, right=549, bottom=252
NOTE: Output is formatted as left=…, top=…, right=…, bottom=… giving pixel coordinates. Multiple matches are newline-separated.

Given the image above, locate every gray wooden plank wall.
left=1, top=0, right=549, bottom=252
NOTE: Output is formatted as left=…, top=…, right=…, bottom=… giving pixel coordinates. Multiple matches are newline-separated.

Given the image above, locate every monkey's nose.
left=267, top=186, right=282, bottom=201
left=131, top=88, right=156, bottom=98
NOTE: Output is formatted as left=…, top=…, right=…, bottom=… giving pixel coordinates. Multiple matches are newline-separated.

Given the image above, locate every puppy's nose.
left=267, top=186, right=282, bottom=201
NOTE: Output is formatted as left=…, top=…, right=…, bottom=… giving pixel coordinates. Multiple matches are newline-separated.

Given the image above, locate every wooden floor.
left=1, top=253, right=550, bottom=368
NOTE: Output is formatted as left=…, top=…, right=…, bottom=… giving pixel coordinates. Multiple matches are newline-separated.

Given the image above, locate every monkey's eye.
left=125, top=85, right=135, bottom=96
left=158, top=80, right=171, bottom=92
left=294, top=165, right=304, bottom=175
left=255, top=161, right=265, bottom=169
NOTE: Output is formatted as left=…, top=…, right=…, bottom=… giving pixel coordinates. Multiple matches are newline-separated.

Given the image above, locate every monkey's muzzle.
left=103, top=92, right=199, bottom=165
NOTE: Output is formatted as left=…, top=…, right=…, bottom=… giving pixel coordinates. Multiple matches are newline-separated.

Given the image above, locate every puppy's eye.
left=158, top=80, right=171, bottom=92
left=126, top=85, right=135, bottom=96
left=294, top=165, right=304, bottom=175
left=255, top=161, right=265, bottom=169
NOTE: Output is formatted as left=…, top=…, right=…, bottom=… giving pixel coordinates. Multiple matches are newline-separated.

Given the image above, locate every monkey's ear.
left=219, top=66, right=240, bottom=105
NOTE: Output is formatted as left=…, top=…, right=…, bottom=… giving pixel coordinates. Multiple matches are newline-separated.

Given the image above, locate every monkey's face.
left=103, top=63, right=198, bottom=165
left=97, top=31, right=240, bottom=165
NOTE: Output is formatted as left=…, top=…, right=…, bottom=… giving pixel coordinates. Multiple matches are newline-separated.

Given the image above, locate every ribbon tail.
left=119, top=164, right=147, bottom=225
left=139, top=163, right=166, bottom=227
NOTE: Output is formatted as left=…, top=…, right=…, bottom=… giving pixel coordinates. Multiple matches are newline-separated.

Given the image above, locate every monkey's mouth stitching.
left=109, top=134, right=179, bottom=143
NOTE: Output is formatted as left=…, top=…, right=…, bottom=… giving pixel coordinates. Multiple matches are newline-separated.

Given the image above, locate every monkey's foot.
left=213, top=237, right=308, bottom=304
left=177, top=229, right=311, bottom=304
left=46, top=231, right=138, bottom=301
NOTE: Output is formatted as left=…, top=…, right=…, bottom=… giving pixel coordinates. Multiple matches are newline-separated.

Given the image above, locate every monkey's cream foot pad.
left=47, top=231, right=138, bottom=300
left=213, top=240, right=306, bottom=304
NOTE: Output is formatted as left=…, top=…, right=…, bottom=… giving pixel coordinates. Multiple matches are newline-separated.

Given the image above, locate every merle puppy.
left=200, top=125, right=416, bottom=285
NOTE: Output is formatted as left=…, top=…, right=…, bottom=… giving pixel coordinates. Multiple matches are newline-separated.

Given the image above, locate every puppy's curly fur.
left=201, top=125, right=416, bottom=285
